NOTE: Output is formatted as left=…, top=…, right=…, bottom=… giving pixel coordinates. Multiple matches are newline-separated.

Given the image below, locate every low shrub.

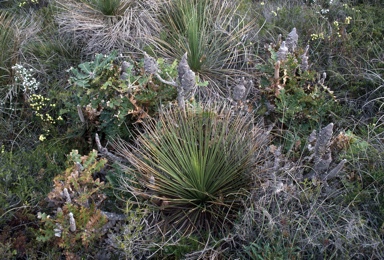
left=37, top=149, right=109, bottom=258
left=64, top=51, right=178, bottom=145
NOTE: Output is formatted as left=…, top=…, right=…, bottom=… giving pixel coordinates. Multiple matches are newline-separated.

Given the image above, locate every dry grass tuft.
left=55, top=0, right=161, bottom=55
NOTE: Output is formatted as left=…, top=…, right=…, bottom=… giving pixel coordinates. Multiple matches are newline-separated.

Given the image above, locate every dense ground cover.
left=1, top=0, right=383, bottom=258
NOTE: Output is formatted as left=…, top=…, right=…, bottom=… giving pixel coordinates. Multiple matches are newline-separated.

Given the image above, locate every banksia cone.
left=69, top=212, right=76, bottom=232
left=232, top=78, right=247, bottom=101
left=319, top=72, right=327, bottom=85
left=143, top=52, right=158, bottom=75
left=233, top=83, right=246, bottom=101
left=301, top=45, right=310, bottom=72
left=277, top=41, right=288, bottom=62
left=177, top=53, right=189, bottom=83
left=314, top=122, right=333, bottom=165
left=120, top=61, right=132, bottom=80
left=63, top=188, right=71, bottom=203
left=177, top=53, right=196, bottom=97
left=286, top=28, right=298, bottom=52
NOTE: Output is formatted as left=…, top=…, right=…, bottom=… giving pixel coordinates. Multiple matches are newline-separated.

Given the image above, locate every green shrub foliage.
left=65, top=51, right=177, bottom=140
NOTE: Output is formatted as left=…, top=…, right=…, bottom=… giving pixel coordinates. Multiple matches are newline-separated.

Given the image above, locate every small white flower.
left=39, top=134, right=46, bottom=142
left=320, top=9, right=329, bottom=14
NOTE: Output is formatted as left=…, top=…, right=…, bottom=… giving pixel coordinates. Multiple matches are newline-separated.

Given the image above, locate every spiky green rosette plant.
left=113, top=103, right=268, bottom=234
left=149, top=0, right=256, bottom=94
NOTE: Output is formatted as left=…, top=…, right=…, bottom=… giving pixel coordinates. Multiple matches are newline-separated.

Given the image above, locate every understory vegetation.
left=1, top=0, right=384, bottom=259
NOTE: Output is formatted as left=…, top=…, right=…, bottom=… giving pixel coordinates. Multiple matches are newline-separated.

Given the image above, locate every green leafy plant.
left=68, top=51, right=117, bottom=88
left=0, top=141, right=68, bottom=224
left=113, top=103, right=269, bottom=234
left=66, top=51, right=178, bottom=141
left=339, top=123, right=384, bottom=233
left=257, top=32, right=337, bottom=140
left=155, top=233, right=205, bottom=259
left=0, top=242, right=16, bottom=259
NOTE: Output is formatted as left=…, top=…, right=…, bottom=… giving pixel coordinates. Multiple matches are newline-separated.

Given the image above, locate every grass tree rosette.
left=148, top=0, right=257, bottom=95
left=113, top=103, right=269, bottom=233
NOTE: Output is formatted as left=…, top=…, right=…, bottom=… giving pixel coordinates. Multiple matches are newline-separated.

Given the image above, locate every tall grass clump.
left=0, top=10, right=46, bottom=151
left=0, top=10, right=39, bottom=94
left=0, top=9, right=41, bottom=101
left=343, top=82, right=384, bottom=235
left=55, top=0, right=161, bottom=55
left=19, top=3, right=82, bottom=87
left=113, top=103, right=269, bottom=234
left=0, top=11, right=15, bottom=87
left=148, top=0, right=257, bottom=94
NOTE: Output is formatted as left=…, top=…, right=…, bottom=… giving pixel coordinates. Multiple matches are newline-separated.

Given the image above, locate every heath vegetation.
left=1, top=0, right=384, bottom=259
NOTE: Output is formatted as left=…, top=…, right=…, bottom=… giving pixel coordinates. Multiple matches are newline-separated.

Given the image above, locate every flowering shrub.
left=7, top=64, right=64, bottom=141
left=29, top=94, right=63, bottom=141
left=308, top=5, right=354, bottom=43
left=1, top=64, right=63, bottom=143
left=12, top=64, right=40, bottom=98
left=1, top=63, right=40, bottom=107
